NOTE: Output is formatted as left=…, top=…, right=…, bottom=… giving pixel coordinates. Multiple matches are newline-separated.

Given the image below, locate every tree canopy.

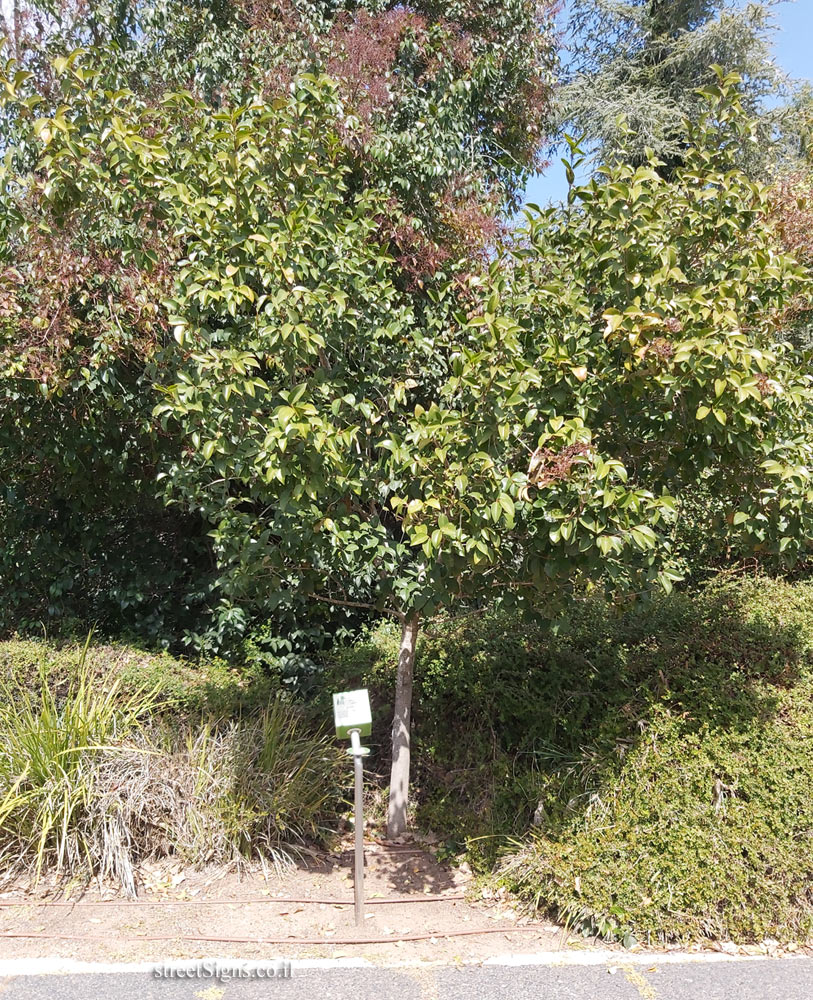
left=0, top=0, right=558, bottom=644
left=1, top=0, right=557, bottom=211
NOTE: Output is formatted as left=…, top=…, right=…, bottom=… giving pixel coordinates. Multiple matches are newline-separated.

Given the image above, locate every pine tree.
left=557, top=0, right=786, bottom=169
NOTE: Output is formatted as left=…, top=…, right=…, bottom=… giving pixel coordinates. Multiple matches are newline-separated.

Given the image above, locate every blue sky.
left=524, top=0, right=813, bottom=206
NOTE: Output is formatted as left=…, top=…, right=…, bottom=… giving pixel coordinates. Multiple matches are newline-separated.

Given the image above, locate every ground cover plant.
left=327, top=575, right=813, bottom=943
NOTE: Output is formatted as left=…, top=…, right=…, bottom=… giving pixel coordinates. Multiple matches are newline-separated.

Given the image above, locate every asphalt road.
left=1, top=959, right=812, bottom=1000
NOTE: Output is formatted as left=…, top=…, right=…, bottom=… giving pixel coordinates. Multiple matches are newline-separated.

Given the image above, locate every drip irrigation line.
left=0, top=893, right=466, bottom=909
left=0, top=925, right=542, bottom=946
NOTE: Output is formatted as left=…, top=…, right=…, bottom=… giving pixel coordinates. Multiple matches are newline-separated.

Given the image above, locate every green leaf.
left=498, top=495, right=515, bottom=518
left=630, top=524, right=657, bottom=549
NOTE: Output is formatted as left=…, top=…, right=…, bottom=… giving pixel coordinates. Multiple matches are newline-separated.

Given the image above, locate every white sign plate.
left=333, top=689, right=372, bottom=739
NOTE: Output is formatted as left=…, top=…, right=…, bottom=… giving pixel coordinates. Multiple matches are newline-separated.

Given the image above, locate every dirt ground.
left=0, top=840, right=571, bottom=965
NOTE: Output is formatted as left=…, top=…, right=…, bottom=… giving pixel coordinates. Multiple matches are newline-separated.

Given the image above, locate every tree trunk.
left=386, top=612, right=419, bottom=840
left=0, top=11, right=11, bottom=58
left=12, top=0, right=22, bottom=62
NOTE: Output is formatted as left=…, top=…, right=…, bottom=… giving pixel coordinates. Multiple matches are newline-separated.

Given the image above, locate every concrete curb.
left=0, top=949, right=797, bottom=977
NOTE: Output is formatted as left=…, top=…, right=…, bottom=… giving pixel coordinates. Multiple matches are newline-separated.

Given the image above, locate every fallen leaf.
left=195, top=988, right=224, bottom=1000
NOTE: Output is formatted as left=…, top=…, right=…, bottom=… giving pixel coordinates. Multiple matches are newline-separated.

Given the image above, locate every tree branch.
left=12, top=0, right=21, bottom=62
left=309, top=593, right=403, bottom=620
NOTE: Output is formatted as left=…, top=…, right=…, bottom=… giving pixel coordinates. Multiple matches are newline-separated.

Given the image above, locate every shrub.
left=501, top=578, right=813, bottom=943
left=327, top=575, right=813, bottom=941
left=500, top=697, right=813, bottom=945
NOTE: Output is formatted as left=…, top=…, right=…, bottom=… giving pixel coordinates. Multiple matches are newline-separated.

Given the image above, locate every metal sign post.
left=332, top=690, right=371, bottom=927
left=348, top=727, right=366, bottom=926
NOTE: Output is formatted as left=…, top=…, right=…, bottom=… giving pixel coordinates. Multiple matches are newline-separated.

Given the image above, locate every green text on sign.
left=333, top=689, right=372, bottom=739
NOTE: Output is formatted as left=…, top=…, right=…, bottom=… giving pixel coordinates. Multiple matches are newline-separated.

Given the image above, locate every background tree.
left=557, top=0, right=786, bottom=170
left=1, top=0, right=557, bottom=210
left=0, top=45, right=214, bottom=640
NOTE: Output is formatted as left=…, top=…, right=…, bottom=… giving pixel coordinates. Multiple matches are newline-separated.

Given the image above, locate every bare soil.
left=0, top=841, right=569, bottom=965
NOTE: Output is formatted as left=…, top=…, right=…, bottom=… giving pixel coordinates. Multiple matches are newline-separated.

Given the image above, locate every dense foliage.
left=1, top=0, right=557, bottom=211
left=3, top=0, right=813, bottom=852
left=2, top=38, right=812, bottom=831
left=0, top=0, right=558, bottom=647
left=330, top=574, right=813, bottom=943
left=146, top=77, right=813, bottom=628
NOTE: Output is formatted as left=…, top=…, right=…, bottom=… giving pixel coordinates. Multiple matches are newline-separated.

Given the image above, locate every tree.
left=0, top=1, right=559, bottom=645
left=557, top=0, right=786, bottom=170
left=1, top=55, right=487, bottom=830
left=163, top=76, right=812, bottom=837
left=1, top=0, right=558, bottom=210
left=4, top=44, right=812, bottom=839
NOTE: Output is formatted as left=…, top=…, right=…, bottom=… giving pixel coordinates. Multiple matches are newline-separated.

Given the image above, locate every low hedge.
left=0, top=635, right=279, bottom=715
left=327, top=575, right=813, bottom=942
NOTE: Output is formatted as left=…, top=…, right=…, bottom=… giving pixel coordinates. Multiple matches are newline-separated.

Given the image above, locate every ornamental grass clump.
left=0, top=635, right=158, bottom=884
left=0, top=638, right=345, bottom=894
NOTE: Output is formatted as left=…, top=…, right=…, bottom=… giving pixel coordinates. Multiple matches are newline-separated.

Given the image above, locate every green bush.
left=0, top=635, right=281, bottom=717
left=498, top=577, right=813, bottom=943
left=327, top=576, right=813, bottom=941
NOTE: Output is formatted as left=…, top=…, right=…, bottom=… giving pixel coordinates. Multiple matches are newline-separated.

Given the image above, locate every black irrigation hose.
left=0, top=926, right=544, bottom=947
left=0, top=893, right=466, bottom=909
